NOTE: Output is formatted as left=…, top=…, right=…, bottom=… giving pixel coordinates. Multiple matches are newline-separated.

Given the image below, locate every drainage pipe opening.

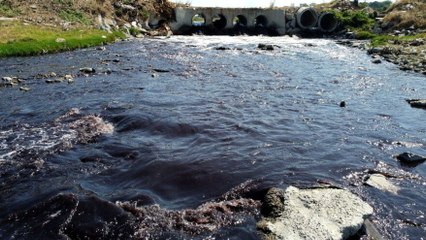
left=233, top=15, right=248, bottom=27
left=255, top=15, right=268, bottom=28
left=296, top=7, right=318, bottom=29
left=192, top=14, right=206, bottom=26
left=212, top=14, right=227, bottom=29
left=318, top=12, right=338, bottom=33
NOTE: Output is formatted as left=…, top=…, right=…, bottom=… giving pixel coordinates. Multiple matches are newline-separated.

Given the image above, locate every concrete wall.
left=170, top=7, right=286, bottom=35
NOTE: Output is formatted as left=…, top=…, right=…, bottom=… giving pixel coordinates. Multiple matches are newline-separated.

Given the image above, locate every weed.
left=333, top=10, right=375, bottom=30
left=59, top=9, right=92, bottom=25
left=0, top=2, right=20, bottom=17
left=0, top=21, right=125, bottom=57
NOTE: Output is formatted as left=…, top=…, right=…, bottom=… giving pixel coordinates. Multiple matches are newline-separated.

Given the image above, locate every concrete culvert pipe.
left=296, top=7, right=318, bottom=29
left=318, top=12, right=338, bottom=33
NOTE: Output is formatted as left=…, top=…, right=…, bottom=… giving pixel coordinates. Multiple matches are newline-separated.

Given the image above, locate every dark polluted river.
left=0, top=36, right=425, bottom=239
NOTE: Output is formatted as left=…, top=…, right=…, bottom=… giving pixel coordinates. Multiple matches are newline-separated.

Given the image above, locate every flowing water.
left=0, top=36, right=425, bottom=239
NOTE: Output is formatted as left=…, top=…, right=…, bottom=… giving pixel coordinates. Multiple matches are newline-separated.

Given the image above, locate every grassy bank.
left=355, top=31, right=426, bottom=47
left=0, top=21, right=125, bottom=57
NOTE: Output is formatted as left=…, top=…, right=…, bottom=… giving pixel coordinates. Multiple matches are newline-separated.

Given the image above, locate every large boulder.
left=258, top=186, right=373, bottom=240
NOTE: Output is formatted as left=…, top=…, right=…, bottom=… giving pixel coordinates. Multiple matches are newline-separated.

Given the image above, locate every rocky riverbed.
left=337, top=37, right=426, bottom=75
left=1, top=36, right=425, bottom=239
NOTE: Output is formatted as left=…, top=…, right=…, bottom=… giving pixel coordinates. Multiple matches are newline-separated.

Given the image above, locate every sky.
left=171, top=0, right=393, bottom=8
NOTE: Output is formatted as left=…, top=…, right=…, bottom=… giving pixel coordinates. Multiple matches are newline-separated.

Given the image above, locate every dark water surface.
left=0, top=36, right=425, bottom=239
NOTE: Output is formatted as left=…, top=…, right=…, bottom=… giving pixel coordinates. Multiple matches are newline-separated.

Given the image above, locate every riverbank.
left=330, top=0, right=426, bottom=74
left=337, top=32, right=426, bottom=74
left=0, top=0, right=175, bottom=57
left=0, top=20, right=124, bottom=57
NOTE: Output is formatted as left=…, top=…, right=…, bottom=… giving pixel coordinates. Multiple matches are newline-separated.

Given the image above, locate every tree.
left=354, top=0, right=359, bottom=7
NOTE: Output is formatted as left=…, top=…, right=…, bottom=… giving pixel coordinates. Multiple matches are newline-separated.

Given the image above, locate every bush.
left=59, top=9, right=92, bottom=25
left=334, top=10, right=375, bottom=30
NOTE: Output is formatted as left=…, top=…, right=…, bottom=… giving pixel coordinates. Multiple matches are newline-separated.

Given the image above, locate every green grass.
left=354, top=30, right=426, bottom=47
left=0, top=21, right=125, bottom=57
left=333, top=10, right=375, bottom=31
left=59, top=9, right=92, bottom=25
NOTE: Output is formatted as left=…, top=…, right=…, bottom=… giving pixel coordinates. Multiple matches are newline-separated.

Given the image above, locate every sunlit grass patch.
left=0, top=21, right=125, bottom=57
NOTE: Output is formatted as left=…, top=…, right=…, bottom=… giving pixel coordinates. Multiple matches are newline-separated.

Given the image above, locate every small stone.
left=55, top=38, right=66, bottom=43
left=67, top=79, right=74, bottom=84
left=2, top=77, right=13, bottom=82
left=50, top=72, right=57, bottom=77
left=258, top=44, right=274, bottom=51
left=54, top=78, right=63, bottom=83
left=364, top=174, right=399, bottom=194
left=340, top=101, right=346, bottom=107
left=396, top=152, right=426, bottom=165
left=215, top=46, right=232, bottom=51
left=372, top=58, right=382, bottom=64
left=64, top=74, right=73, bottom=80
left=19, top=86, right=30, bottom=92
left=112, top=59, right=120, bottom=63
left=97, top=46, right=106, bottom=51
left=45, top=79, right=55, bottom=84
left=151, top=73, right=158, bottom=78
left=406, top=99, right=426, bottom=109
left=79, top=68, right=96, bottom=74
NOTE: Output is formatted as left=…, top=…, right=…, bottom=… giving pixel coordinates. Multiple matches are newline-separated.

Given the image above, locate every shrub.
left=59, top=9, right=92, bottom=25
left=334, top=10, right=375, bottom=30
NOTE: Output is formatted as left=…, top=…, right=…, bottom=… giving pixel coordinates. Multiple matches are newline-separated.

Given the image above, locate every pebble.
left=2, top=77, right=13, bottom=82
left=364, top=173, right=399, bottom=194
left=406, top=99, right=426, bottom=109
left=257, top=44, right=274, bottom=51
left=340, top=101, right=346, bottom=107
left=19, top=86, right=30, bottom=92
left=396, top=152, right=426, bottom=165
left=372, top=58, right=382, bottom=64
left=79, top=68, right=96, bottom=74
left=55, top=38, right=66, bottom=43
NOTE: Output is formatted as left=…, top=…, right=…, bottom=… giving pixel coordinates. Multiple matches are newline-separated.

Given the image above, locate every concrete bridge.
left=150, top=7, right=338, bottom=36
left=169, top=7, right=287, bottom=36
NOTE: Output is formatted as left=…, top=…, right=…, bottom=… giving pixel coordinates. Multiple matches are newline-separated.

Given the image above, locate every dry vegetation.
left=383, top=0, right=426, bottom=30
left=0, top=0, right=176, bottom=28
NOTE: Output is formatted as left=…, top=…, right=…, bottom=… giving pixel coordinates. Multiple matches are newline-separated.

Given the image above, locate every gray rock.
left=79, top=68, right=96, bottom=74
left=19, top=86, right=30, bottom=92
left=258, top=44, right=274, bottom=51
left=55, top=38, right=66, bottom=43
left=372, top=57, right=382, bottom=64
left=406, top=99, right=426, bottom=109
left=258, top=186, right=373, bottom=240
left=368, top=47, right=383, bottom=55
left=363, top=219, right=385, bottom=240
left=364, top=174, right=399, bottom=194
left=396, top=152, right=426, bottom=165
left=2, top=77, right=13, bottom=82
